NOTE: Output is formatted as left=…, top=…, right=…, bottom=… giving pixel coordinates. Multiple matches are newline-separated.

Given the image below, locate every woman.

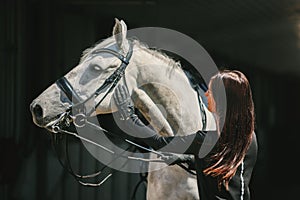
left=113, top=69, right=258, bottom=200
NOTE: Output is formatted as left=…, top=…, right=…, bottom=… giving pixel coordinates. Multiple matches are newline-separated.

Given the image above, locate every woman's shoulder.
left=244, top=131, right=258, bottom=165
left=251, top=131, right=258, bottom=151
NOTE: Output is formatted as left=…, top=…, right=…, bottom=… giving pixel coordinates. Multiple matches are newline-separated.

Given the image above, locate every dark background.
left=1, top=0, right=300, bottom=199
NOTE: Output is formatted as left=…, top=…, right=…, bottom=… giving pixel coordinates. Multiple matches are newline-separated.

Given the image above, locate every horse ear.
left=112, top=18, right=128, bottom=50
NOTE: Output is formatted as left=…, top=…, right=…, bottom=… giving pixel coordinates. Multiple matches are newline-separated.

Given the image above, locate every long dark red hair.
left=203, top=70, right=255, bottom=190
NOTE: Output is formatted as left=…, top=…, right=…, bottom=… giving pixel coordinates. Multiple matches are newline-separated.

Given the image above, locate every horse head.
left=30, top=18, right=138, bottom=130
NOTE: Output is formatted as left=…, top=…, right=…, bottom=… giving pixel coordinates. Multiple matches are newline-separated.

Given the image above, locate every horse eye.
left=89, top=64, right=102, bottom=72
left=94, top=65, right=101, bottom=71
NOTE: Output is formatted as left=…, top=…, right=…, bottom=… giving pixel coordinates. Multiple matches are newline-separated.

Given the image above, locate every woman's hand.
left=113, top=85, right=135, bottom=120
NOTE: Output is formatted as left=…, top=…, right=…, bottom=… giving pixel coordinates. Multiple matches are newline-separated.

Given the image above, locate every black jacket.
left=123, top=115, right=258, bottom=200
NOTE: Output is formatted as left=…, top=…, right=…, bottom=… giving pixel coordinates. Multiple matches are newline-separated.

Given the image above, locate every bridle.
left=49, top=39, right=196, bottom=191
left=52, top=40, right=134, bottom=131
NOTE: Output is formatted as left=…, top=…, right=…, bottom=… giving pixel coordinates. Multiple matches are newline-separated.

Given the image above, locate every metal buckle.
left=72, top=113, right=87, bottom=128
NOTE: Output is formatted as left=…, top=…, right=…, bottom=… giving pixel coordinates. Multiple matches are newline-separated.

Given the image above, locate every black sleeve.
left=123, top=114, right=218, bottom=155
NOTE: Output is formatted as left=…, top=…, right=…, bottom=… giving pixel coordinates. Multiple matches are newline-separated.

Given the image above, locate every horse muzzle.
left=30, top=100, right=46, bottom=127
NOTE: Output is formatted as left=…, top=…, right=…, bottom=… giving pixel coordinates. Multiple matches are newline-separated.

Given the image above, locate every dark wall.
left=1, top=0, right=300, bottom=200
left=1, top=1, right=147, bottom=200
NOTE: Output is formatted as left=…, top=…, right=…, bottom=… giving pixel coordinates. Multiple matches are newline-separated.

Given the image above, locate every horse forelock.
left=79, top=37, right=116, bottom=64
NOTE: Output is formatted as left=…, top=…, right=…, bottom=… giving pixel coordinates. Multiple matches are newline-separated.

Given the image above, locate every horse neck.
left=132, top=43, right=183, bottom=83
left=130, top=44, right=204, bottom=135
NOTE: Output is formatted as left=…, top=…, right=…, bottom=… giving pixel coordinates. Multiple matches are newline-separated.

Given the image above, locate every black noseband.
left=56, top=76, right=82, bottom=105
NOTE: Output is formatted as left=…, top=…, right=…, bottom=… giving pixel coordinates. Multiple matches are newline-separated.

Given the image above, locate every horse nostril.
left=32, top=104, right=43, bottom=119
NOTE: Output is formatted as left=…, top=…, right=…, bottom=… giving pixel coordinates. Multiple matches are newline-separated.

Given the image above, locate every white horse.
left=30, top=18, right=216, bottom=200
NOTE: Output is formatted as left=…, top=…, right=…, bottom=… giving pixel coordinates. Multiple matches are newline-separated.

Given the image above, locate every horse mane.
left=79, top=37, right=182, bottom=70
left=132, top=39, right=182, bottom=70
